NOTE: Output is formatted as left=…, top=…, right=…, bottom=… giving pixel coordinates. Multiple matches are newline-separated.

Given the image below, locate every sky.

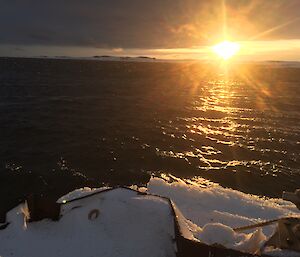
left=0, top=0, right=300, bottom=60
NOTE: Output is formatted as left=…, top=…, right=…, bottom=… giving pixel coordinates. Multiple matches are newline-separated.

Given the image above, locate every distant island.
left=28, top=55, right=160, bottom=62
left=92, top=55, right=157, bottom=62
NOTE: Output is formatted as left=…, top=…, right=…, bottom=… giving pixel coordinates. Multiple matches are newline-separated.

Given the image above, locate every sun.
left=212, top=41, right=240, bottom=60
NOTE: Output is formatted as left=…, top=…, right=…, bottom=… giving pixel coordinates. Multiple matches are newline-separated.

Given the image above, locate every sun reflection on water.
left=154, top=68, right=299, bottom=180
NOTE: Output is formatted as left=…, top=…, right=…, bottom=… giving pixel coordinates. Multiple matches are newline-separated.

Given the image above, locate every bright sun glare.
left=212, top=41, right=240, bottom=60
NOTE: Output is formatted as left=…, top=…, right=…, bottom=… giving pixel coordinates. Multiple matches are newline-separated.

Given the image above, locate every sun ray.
left=222, top=0, right=228, bottom=39
left=250, top=17, right=300, bottom=41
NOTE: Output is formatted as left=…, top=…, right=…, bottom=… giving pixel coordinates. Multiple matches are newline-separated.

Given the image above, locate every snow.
left=1, top=176, right=300, bottom=257
left=57, top=187, right=109, bottom=203
left=0, top=188, right=176, bottom=257
left=196, top=223, right=266, bottom=253
left=147, top=177, right=299, bottom=231
left=146, top=176, right=300, bottom=255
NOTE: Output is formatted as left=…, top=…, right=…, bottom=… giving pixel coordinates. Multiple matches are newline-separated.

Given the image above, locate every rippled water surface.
left=1, top=58, right=299, bottom=197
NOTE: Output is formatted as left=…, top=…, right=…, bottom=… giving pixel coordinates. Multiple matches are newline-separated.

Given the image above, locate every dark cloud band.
left=0, top=0, right=299, bottom=48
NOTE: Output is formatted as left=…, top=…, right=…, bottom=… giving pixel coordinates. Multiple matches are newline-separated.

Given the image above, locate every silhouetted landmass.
left=93, top=55, right=156, bottom=60
left=137, top=56, right=156, bottom=60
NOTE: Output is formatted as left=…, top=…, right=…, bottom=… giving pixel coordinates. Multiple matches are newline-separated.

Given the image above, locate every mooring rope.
left=233, top=218, right=282, bottom=232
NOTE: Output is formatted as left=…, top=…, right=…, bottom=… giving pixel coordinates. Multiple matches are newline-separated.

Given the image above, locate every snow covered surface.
left=56, top=186, right=109, bottom=203
left=0, top=188, right=176, bottom=257
left=1, top=176, right=300, bottom=257
left=146, top=176, right=300, bottom=256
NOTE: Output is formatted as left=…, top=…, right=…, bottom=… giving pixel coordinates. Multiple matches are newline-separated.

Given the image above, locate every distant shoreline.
left=1, top=56, right=300, bottom=67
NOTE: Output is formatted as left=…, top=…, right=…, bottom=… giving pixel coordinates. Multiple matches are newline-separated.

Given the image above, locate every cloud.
left=0, top=0, right=299, bottom=49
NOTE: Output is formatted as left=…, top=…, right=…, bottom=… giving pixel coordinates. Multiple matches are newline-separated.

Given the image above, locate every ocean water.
left=0, top=57, right=299, bottom=198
